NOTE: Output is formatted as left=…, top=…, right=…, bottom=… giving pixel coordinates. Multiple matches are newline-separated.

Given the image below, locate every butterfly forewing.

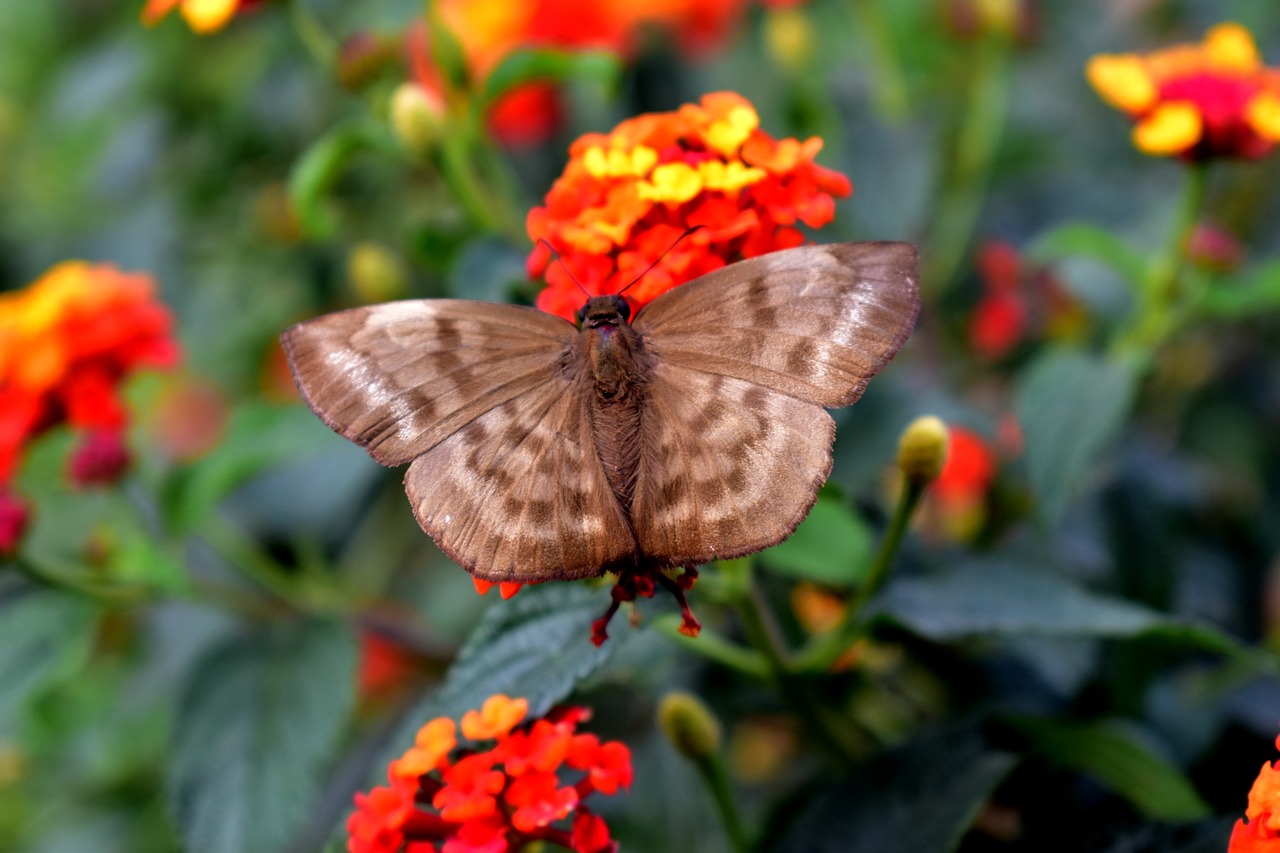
left=633, top=242, right=920, bottom=408
left=405, top=378, right=635, bottom=582
left=281, top=301, right=575, bottom=466
left=631, top=364, right=835, bottom=567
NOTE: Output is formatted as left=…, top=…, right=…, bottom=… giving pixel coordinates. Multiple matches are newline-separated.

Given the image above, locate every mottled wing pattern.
left=631, top=366, right=835, bottom=567
left=628, top=242, right=919, bottom=566
left=632, top=242, right=920, bottom=407
left=405, top=380, right=636, bottom=582
left=281, top=300, right=575, bottom=466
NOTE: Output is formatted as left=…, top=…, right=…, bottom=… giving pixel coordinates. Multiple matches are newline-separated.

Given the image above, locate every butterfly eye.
left=614, top=297, right=631, bottom=322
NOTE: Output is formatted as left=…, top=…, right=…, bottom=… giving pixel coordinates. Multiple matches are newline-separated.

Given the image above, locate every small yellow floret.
left=1246, top=92, right=1280, bottom=141
left=1133, top=102, right=1202, bottom=155
left=705, top=106, right=758, bottom=156
left=638, top=162, right=703, bottom=204
left=698, top=160, right=765, bottom=193
left=1204, top=22, right=1260, bottom=73
left=1086, top=54, right=1157, bottom=113
left=180, top=0, right=240, bottom=34
left=583, top=145, right=658, bottom=179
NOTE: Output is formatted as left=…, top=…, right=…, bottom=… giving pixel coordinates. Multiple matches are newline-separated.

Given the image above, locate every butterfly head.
left=575, top=295, right=631, bottom=329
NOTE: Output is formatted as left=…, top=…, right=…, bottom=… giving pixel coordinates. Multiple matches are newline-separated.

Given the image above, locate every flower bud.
left=390, top=82, right=445, bottom=154
left=337, top=31, right=399, bottom=91
left=68, top=430, right=131, bottom=487
left=897, top=416, right=949, bottom=484
left=764, top=6, right=813, bottom=73
left=348, top=241, right=409, bottom=303
left=657, top=691, right=722, bottom=760
left=0, top=492, right=31, bottom=556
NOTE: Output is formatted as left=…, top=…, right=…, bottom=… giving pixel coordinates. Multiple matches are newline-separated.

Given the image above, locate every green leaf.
left=1014, top=347, right=1139, bottom=521
left=1027, top=222, right=1147, bottom=287
left=1197, top=260, right=1280, bottom=318
left=167, top=403, right=343, bottom=532
left=1005, top=716, right=1211, bottom=821
left=167, top=619, right=356, bottom=853
left=760, top=493, right=872, bottom=585
left=287, top=119, right=393, bottom=240
left=773, top=723, right=1018, bottom=853
left=426, top=5, right=471, bottom=94
left=389, top=583, right=618, bottom=753
left=480, top=49, right=622, bottom=108
left=0, top=578, right=97, bottom=727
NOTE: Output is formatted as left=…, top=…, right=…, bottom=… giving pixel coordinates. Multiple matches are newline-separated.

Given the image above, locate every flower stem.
left=848, top=0, right=910, bottom=122
left=793, top=476, right=924, bottom=673
left=695, top=751, right=751, bottom=853
left=287, top=0, right=337, bottom=69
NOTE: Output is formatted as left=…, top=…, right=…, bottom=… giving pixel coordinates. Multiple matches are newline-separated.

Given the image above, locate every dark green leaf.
left=1028, top=222, right=1147, bottom=287
left=1014, top=347, right=1139, bottom=521
left=773, top=723, right=1017, bottom=853
left=1006, top=716, right=1211, bottom=821
left=1197, top=260, right=1280, bottom=319
left=481, top=49, right=622, bottom=108
left=167, top=619, right=356, bottom=853
left=0, top=578, right=97, bottom=726
left=760, top=493, right=872, bottom=585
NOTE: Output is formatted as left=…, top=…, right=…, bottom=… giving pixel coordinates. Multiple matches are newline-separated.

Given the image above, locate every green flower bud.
left=897, top=415, right=950, bottom=484
left=658, top=691, right=722, bottom=761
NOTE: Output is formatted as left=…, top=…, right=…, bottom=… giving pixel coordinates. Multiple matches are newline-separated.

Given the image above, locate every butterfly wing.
left=628, top=242, right=919, bottom=566
left=282, top=300, right=636, bottom=581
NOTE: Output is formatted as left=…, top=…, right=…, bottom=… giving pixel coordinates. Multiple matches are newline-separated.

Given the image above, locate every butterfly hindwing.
left=633, top=242, right=920, bottom=408
left=281, top=300, right=576, bottom=466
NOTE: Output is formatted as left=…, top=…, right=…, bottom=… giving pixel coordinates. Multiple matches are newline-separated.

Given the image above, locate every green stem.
left=287, top=0, right=337, bottom=69
left=653, top=615, right=769, bottom=678
left=695, top=752, right=751, bottom=853
left=1114, top=163, right=1209, bottom=353
left=923, top=34, right=1012, bottom=294
left=198, top=516, right=300, bottom=605
left=438, top=127, right=507, bottom=236
left=794, top=477, right=924, bottom=673
left=9, top=556, right=152, bottom=604
left=848, top=0, right=910, bottom=122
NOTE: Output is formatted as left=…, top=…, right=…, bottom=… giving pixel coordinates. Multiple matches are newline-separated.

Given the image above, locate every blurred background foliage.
left=3, top=0, right=1280, bottom=851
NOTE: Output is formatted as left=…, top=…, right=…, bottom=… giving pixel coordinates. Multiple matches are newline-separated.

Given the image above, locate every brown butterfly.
left=281, top=242, right=919, bottom=642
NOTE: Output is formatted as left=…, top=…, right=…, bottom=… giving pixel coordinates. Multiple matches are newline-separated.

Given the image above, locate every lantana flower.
left=140, top=0, right=260, bottom=34
left=1087, top=22, right=1280, bottom=160
left=526, top=91, right=852, bottom=320
left=0, top=262, right=179, bottom=552
left=347, top=695, right=630, bottom=853
left=408, top=3, right=753, bottom=147
left=1229, top=733, right=1280, bottom=851
left=967, top=241, right=1084, bottom=360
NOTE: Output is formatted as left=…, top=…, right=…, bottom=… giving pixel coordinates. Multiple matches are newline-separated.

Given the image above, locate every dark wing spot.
left=785, top=338, right=819, bottom=378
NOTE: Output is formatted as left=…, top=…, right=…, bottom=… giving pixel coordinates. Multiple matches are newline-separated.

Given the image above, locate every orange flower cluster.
left=1230, top=734, right=1280, bottom=852
left=1087, top=23, right=1280, bottom=160
left=348, top=695, right=631, bottom=853
left=527, top=91, right=852, bottom=320
left=141, top=0, right=260, bottom=34
left=0, top=262, right=179, bottom=551
left=409, top=1, right=752, bottom=147
left=967, top=241, right=1083, bottom=360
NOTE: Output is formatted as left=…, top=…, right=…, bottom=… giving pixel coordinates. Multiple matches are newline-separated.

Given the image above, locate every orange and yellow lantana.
left=141, top=0, right=256, bottom=34
left=1230, top=734, right=1280, bottom=851
left=527, top=91, right=852, bottom=319
left=1087, top=22, right=1280, bottom=160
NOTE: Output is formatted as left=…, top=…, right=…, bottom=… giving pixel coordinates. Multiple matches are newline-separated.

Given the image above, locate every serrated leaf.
left=760, top=494, right=872, bottom=585
left=773, top=724, right=1017, bottom=853
left=0, top=578, right=97, bottom=727
left=1197, top=260, right=1280, bottom=319
left=167, top=403, right=342, bottom=532
left=481, top=49, right=621, bottom=108
left=1027, top=222, right=1147, bottom=287
left=1006, top=716, right=1211, bottom=821
left=387, top=584, right=618, bottom=757
left=1015, top=348, right=1138, bottom=521
left=167, top=619, right=356, bottom=853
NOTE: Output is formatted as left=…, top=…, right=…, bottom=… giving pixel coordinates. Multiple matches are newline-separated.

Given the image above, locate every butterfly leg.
left=655, top=569, right=702, bottom=639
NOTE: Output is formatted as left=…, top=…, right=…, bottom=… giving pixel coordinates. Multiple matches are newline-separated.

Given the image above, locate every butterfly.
left=281, top=242, right=920, bottom=642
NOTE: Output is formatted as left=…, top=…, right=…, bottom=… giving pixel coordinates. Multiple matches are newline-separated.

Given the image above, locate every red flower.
left=348, top=696, right=631, bottom=853
left=1087, top=23, right=1280, bottom=161
left=527, top=91, right=851, bottom=319
left=67, top=429, right=132, bottom=488
left=1230, top=734, right=1280, bottom=851
left=967, top=240, right=1084, bottom=360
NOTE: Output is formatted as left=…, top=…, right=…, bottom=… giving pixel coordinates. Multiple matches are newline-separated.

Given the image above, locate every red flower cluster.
left=967, top=241, right=1084, bottom=361
left=0, top=262, right=179, bottom=552
left=348, top=695, right=631, bottom=853
left=408, top=1, right=753, bottom=147
left=1230, top=734, right=1280, bottom=851
left=1087, top=22, right=1280, bottom=161
left=527, top=91, right=852, bottom=319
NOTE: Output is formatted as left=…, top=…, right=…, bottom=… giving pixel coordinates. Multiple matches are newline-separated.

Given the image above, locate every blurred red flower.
left=527, top=91, right=852, bottom=319
left=348, top=695, right=629, bottom=853
left=1229, top=734, right=1280, bottom=851
left=967, top=240, right=1084, bottom=360
left=0, top=262, right=179, bottom=546
left=1087, top=22, right=1280, bottom=161
left=140, top=0, right=261, bottom=34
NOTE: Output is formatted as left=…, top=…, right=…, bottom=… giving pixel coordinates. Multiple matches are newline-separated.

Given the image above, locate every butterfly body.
left=282, top=243, right=920, bottom=601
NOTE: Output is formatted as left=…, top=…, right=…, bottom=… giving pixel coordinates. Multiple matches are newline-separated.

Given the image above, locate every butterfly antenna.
left=616, top=226, right=707, bottom=297
left=537, top=239, right=591, bottom=298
